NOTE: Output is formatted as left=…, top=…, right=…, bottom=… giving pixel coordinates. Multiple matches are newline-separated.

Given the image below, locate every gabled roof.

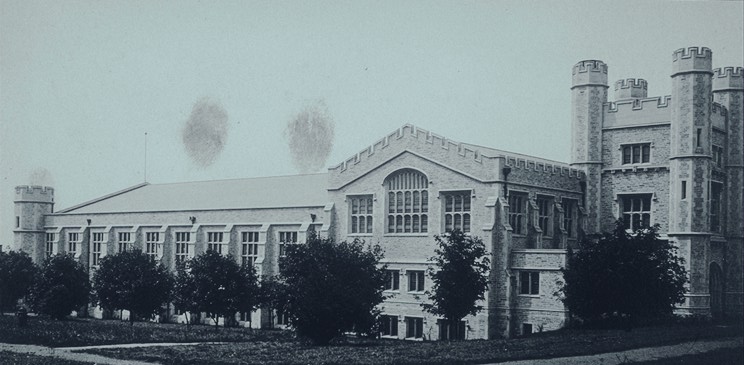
left=57, top=173, right=328, bottom=214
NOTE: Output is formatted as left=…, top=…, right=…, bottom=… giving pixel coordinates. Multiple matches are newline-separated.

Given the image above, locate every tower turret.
left=668, top=46, right=714, bottom=316
left=614, top=78, right=648, bottom=100
left=571, top=60, right=608, bottom=234
left=14, top=185, right=54, bottom=263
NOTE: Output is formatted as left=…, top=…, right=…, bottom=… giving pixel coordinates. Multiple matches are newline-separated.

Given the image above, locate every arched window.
left=386, top=169, right=428, bottom=233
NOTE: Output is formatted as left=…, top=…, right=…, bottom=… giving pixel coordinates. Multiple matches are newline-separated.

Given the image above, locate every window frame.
left=117, top=232, right=131, bottom=253
left=241, top=231, right=259, bottom=266
left=710, top=182, right=723, bottom=234
left=619, top=193, right=652, bottom=231
left=519, top=271, right=540, bottom=296
left=45, top=233, right=56, bottom=257
left=509, top=192, right=528, bottom=235
left=621, top=143, right=652, bottom=165
left=68, top=232, right=80, bottom=255
left=278, top=231, right=298, bottom=257
left=349, top=195, right=374, bottom=235
left=385, top=169, right=429, bottom=235
left=384, top=269, right=400, bottom=291
left=563, top=199, right=577, bottom=238
left=174, top=231, right=190, bottom=264
left=442, top=190, right=472, bottom=233
left=380, top=314, right=399, bottom=337
left=206, top=231, right=225, bottom=254
left=407, top=270, right=425, bottom=293
left=91, top=232, right=104, bottom=267
left=145, top=231, right=160, bottom=259
left=405, top=317, right=424, bottom=339
left=536, top=195, right=553, bottom=237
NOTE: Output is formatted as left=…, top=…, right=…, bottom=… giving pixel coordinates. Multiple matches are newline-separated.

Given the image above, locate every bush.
left=0, top=250, right=37, bottom=311
left=92, top=250, right=173, bottom=324
left=279, top=234, right=387, bottom=345
left=560, top=221, right=688, bottom=326
left=29, top=254, right=91, bottom=320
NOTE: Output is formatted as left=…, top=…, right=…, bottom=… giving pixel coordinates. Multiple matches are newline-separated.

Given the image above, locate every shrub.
left=0, top=250, right=37, bottom=311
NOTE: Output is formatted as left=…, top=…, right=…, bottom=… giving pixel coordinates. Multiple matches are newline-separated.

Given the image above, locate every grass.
left=629, top=347, right=744, bottom=364
left=0, top=351, right=93, bottom=365
left=81, top=322, right=743, bottom=365
left=0, top=313, right=291, bottom=347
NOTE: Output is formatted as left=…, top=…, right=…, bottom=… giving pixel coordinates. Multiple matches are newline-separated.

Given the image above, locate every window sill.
left=407, top=291, right=425, bottom=294
left=380, top=335, right=399, bottom=339
left=384, top=289, right=400, bottom=293
left=518, top=294, right=541, bottom=298
left=348, top=233, right=373, bottom=237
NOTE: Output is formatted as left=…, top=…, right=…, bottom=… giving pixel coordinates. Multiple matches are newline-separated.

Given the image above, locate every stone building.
left=13, top=47, right=743, bottom=339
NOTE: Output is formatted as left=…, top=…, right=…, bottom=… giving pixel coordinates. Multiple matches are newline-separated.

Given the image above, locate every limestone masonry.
left=13, top=47, right=744, bottom=339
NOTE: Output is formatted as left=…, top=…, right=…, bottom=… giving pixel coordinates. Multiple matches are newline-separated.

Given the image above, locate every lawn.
left=0, top=313, right=290, bottom=347
left=0, top=351, right=92, bottom=365
left=629, top=347, right=744, bottom=365
left=81, top=322, right=743, bottom=365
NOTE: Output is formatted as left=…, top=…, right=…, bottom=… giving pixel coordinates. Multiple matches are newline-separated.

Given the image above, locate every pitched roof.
left=57, top=173, right=329, bottom=214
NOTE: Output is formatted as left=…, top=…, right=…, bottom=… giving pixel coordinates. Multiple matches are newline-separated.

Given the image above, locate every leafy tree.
left=177, top=250, right=260, bottom=328
left=258, top=275, right=289, bottom=329
left=92, top=250, right=174, bottom=324
left=29, top=254, right=91, bottom=320
left=279, top=234, right=387, bottom=345
left=0, top=250, right=38, bottom=312
left=173, top=260, right=199, bottom=326
left=559, top=221, right=688, bottom=326
left=423, top=230, right=490, bottom=340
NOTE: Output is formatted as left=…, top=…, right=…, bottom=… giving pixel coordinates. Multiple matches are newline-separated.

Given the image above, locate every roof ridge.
left=145, top=172, right=328, bottom=186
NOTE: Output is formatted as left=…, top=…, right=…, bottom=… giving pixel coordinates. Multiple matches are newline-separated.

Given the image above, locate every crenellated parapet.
left=572, top=60, right=608, bottom=88
left=329, top=124, right=485, bottom=173
left=607, top=95, right=671, bottom=113
left=504, top=156, right=584, bottom=179
left=713, top=67, right=744, bottom=92
left=672, top=46, right=712, bottom=76
left=614, top=78, right=648, bottom=100
left=15, top=185, right=54, bottom=203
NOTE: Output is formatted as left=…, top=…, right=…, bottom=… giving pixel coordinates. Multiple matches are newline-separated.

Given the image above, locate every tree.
left=559, top=221, right=688, bottom=326
left=279, top=233, right=387, bottom=345
left=29, top=254, right=91, bottom=320
left=92, top=250, right=173, bottom=324
left=423, top=230, right=490, bottom=340
left=0, top=250, right=38, bottom=312
left=257, top=275, right=289, bottom=329
left=177, top=250, right=260, bottom=328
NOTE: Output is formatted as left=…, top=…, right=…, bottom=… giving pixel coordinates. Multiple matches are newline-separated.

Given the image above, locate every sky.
left=1, top=0, right=743, bottom=247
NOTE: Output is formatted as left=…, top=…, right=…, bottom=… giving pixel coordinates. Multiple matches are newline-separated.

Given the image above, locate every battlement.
left=712, top=67, right=744, bottom=91
left=329, top=124, right=485, bottom=173
left=607, top=95, right=671, bottom=113
left=572, top=60, right=608, bottom=88
left=15, top=185, right=54, bottom=203
left=614, top=78, right=648, bottom=100
left=671, top=47, right=712, bottom=76
left=504, top=156, right=584, bottom=179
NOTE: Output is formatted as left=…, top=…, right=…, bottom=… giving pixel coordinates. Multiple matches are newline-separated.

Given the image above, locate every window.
left=711, top=182, right=723, bottom=233
left=405, top=317, right=424, bottom=339
left=386, top=169, right=428, bottom=233
left=522, top=323, right=533, bottom=336
left=509, top=193, right=527, bottom=235
left=713, top=146, right=724, bottom=168
left=278, top=231, right=298, bottom=257
left=438, top=319, right=466, bottom=340
left=240, top=312, right=251, bottom=322
left=537, top=196, right=552, bottom=236
left=519, top=271, right=540, bottom=295
left=241, top=231, right=259, bottom=266
left=117, top=232, right=130, bottom=253
left=45, top=233, right=56, bottom=257
left=350, top=195, right=374, bottom=234
left=621, top=194, right=651, bottom=230
left=681, top=181, right=687, bottom=200
left=443, top=192, right=471, bottom=233
left=384, top=270, right=400, bottom=291
left=145, top=232, right=159, bottom=258
left=563, top=199, right=576, bottom=238
left=622, top=143, right=650, bottom=164
left=407, top=270, right=425, bottom=292
left=207, top=232, right=224, bottom=254
left=91, top=232, right=104, bottom=267
left=380, top=315, right=398, bottom=337
left=175, top=232, right=190, bottom=264
left=276, top=309, right=288, bottom=326
left=16, top=216, right=20, bottom=228
left=68, top=232, right=79, bottom=255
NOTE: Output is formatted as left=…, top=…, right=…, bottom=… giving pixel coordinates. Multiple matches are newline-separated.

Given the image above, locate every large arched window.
left=386, top=169, right=428, bottom=233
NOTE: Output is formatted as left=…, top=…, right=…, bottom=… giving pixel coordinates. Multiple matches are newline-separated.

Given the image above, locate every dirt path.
left=1, top=343, right=160, bottom=365
left=491, top=336, right=743, bottom=365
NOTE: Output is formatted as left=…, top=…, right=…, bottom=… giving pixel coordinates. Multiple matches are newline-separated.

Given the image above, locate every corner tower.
left=668, top=47, right=714, bottom=315
left=14, top=185, right=54, bottom=263
left=712, top=66, right=744, bottom=317
left=571, top=60, right=608, bottom=234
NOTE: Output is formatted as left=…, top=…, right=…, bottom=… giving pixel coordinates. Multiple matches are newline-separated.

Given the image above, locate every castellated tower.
left=571, top=60, right=608, bottom=234
left=14, top=186, right=54, bottom=264
left=712, top=66, right=744, bottom=316
left=668, top=47, right=714, bottom=315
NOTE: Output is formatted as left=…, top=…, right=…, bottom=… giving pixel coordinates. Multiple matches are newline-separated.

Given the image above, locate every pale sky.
left=1, top=0, right=743, bottom=247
